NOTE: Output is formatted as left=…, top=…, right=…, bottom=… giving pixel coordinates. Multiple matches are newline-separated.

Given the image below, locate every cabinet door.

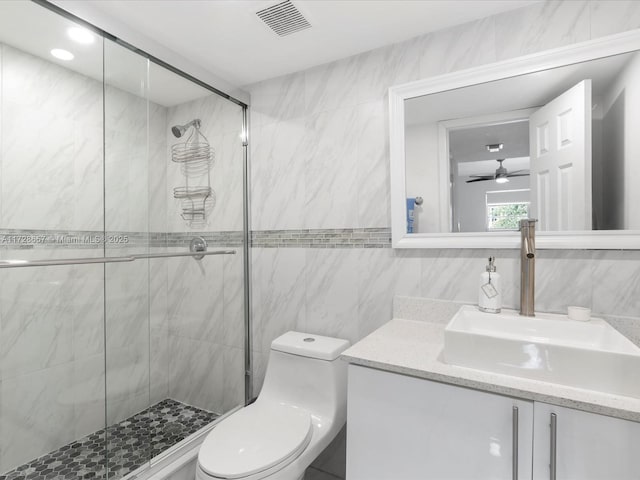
left=533, top=402, right=640, bottom=480
left=346, top=365, right=534, bottom=480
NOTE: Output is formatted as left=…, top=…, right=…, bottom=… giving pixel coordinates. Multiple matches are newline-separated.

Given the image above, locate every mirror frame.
left=390, top=30, right=640, bottom=249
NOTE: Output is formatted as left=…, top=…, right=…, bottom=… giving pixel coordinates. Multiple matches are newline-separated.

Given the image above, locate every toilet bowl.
left=196, top=331, right=350, bottom=480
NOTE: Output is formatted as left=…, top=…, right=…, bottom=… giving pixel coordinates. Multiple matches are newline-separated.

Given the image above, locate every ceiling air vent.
left=256, top=0, right=311, bottom=37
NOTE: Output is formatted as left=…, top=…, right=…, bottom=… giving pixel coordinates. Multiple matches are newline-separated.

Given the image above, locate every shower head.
left=171, top=119, right=201, bottom=138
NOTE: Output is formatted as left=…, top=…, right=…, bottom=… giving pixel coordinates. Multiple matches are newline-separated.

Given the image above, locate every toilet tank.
left=258, top=332, right=351, bottom=422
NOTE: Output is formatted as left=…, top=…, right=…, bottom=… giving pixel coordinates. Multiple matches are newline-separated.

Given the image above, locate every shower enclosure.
left=0, top=2, right=249, bottom=479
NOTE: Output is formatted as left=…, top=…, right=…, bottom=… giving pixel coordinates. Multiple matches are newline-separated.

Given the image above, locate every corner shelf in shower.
left=173, top=186, right=213, bottom=198
left=171, top=143, right=214, bottom=175
left=173, top=186, right=216, bottom=222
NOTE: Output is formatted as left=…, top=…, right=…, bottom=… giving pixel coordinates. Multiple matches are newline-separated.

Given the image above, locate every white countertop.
left=341, top=317, right=640, bottom=422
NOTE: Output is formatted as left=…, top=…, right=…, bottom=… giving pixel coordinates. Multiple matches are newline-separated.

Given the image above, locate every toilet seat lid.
left=198, top=402, right=313, bottom=479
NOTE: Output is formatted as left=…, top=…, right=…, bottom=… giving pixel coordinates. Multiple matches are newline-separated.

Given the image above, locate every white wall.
left=591, top=98, right=605, bottom=229
left=405, top=123, right=440, bottom=233
left=601, top=51, right=640, bottom=229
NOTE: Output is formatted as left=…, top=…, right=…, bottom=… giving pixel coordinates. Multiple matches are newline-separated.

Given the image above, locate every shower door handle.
left=0, top=255, right=136, bottom=268
left=0, top=249, right=236, bottom=268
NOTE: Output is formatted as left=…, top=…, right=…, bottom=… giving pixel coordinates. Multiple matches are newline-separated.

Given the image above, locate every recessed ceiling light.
left=67, top=26, right=95, bottom=45
left=51, top=48, right=74, bottom=61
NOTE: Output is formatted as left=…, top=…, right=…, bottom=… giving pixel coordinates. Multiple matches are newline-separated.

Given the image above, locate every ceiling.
left=450, top=121, right=530, bottom=165
left=62, top=0, right=539, bottom=87
left=0, top=1, right=212, bottom=107
left=404, top=50, right=634, bottom=127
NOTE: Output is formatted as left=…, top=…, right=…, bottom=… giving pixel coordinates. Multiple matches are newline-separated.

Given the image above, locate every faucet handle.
left=519, top=218, right=538, bottom=230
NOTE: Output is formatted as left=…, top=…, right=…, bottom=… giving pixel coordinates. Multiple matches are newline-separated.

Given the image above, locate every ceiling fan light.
left=495, top=175, right=509, bottom=184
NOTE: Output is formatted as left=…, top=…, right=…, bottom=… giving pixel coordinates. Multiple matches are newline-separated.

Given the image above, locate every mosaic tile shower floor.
left=1, top=399, right=218, bottom=480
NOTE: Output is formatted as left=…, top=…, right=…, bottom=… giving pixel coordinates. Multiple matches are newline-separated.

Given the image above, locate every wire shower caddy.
left=171, top=119, right=215, bottom=226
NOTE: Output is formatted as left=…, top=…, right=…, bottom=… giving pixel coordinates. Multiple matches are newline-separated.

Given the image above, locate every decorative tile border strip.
left=250, top=228, right=391, bottom=248
left=168, top=231, right=244, bottom=247
left=0, top=228, right=391, bottom=250
left=0, top=229, right=244, bottom=250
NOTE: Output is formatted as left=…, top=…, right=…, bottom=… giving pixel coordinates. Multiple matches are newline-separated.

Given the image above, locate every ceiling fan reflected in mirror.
left=466, top=159, right=530, bottom=184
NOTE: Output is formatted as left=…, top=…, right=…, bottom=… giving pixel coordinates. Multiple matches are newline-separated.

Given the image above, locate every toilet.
left=196, top=331, right=351, bottom=480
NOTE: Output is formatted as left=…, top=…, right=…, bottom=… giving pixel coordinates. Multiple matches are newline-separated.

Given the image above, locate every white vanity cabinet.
left=346, top=365, right=535, bottom=480
left=532, top=403, right=640, bottom=480
left=347, top=365, right=640, bottom=480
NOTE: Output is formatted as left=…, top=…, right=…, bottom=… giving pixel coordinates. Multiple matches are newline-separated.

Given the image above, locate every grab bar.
left=0, top=249, right=236, bottom=269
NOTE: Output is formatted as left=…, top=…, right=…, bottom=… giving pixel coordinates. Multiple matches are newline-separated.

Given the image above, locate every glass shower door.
left=103, top=38, right=153, bottom=478
left=0, top=2, right=109, bottom=478
left=101, top=35, right=248, bottom=479
left=0, top=3, right=248, bottom=480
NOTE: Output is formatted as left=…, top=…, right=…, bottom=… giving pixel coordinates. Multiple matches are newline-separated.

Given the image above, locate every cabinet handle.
left=512, top=406, right=519, bottom=480
left=550, top=413, right=557, bottom=480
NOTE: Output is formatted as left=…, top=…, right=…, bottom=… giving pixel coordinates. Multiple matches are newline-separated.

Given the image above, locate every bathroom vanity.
left=342, top=310, right=640, bottom=480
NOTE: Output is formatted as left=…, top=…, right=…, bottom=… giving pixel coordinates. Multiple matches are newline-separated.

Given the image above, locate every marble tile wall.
left=103, top=45, right=169, bottom=444
left=166, top=94, right=244, bottom=233
left=165, top=94, right=246, bottom=416
left=248, top=0, right=640, bottom=380
left=247, top=3, right=640, bottom=476
left=1, top=44, right=103, bottom=473
left=1, top=44, right=103, bottom=232
left=0, top=249, right=106, bottom=472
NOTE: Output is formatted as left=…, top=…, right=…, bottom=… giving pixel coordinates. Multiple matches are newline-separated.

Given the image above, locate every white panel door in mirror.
left=530, top=80, right=592, bottom=231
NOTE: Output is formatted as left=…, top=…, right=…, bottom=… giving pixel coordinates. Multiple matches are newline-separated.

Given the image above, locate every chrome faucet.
left=519, top=218, right=537, bottom=316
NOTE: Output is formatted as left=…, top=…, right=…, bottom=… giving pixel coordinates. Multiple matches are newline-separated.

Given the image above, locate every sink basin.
left=444, top=305, right=640, bottom=398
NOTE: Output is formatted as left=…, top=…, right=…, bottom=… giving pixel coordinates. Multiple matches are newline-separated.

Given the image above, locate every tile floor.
left=0, top=399, right=217, bottom=480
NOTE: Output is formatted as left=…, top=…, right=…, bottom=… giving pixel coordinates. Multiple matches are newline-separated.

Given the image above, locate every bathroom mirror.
left=390, top=30, right=640, bottom=249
